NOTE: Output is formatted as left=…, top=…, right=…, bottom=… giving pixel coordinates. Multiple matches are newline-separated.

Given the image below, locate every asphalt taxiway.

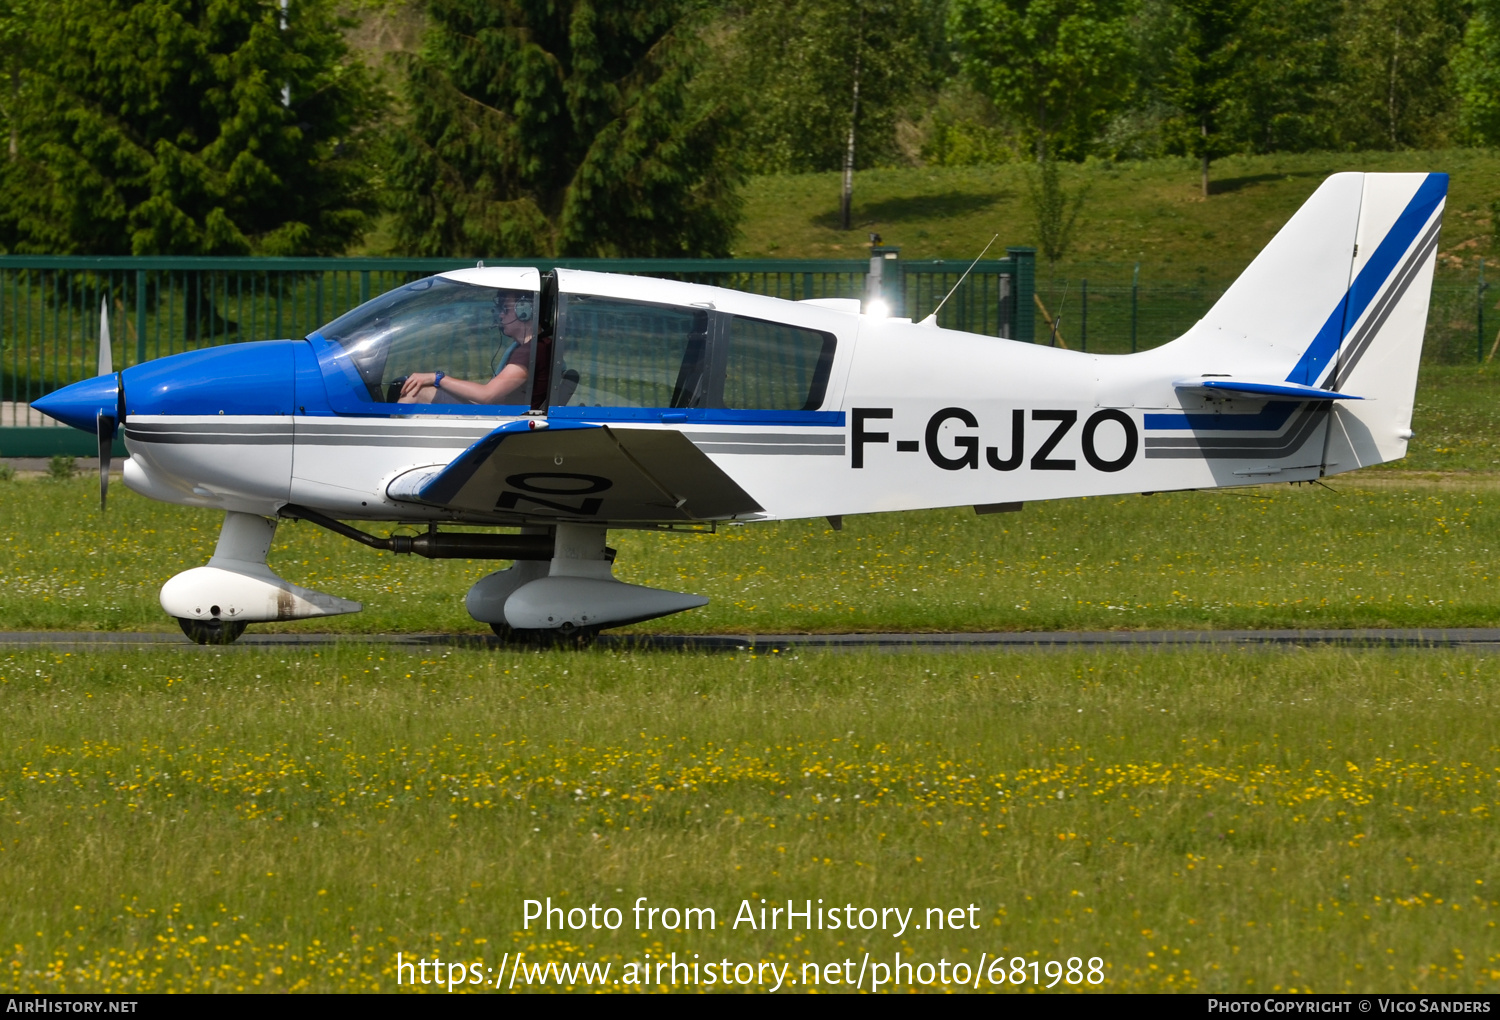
left=3, top=628, right=1500, bottom=653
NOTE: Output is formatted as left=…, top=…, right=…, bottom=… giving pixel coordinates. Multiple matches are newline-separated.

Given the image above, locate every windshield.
left=315, top=277, right=537, bottom=406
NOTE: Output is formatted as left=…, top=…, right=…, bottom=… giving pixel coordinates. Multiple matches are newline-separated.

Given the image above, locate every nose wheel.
left=177, top=617, right=248, bottom=645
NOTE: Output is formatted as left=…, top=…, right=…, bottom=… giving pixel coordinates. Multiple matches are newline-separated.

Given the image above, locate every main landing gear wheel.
left=177, top=617, right=248, bottom=645
left=489, top=621, right=597, bottom=648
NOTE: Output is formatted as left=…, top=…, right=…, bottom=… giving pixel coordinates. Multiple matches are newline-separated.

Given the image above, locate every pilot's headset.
left=491, top=290, right=536, bottom=373
left=491, top=289, right=535, bottom=328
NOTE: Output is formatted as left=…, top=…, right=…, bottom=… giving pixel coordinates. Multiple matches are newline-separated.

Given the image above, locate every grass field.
left=7, top=469, right=1500, bottom=636
left=6, top=366, right=1500, bottom=637
left=1, top=644, right=1495, bottom=993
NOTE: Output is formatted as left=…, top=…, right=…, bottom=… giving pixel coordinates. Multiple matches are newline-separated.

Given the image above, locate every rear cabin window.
left=554, top=296, right=708, bottom=408
left=552, top=295, right=836, bottom=412
left=723, top=316, right=836, bottom=411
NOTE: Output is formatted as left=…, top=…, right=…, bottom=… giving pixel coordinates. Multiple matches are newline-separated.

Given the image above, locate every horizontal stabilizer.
left=387, top=419, right=764, bottom=522
left=1175, top=378, right=1362, bottom=401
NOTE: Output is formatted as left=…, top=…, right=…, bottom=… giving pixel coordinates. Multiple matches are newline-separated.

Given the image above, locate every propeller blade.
left=98, top=299, right=112, bottom=376
left=96, top=410, right=116, bottom=512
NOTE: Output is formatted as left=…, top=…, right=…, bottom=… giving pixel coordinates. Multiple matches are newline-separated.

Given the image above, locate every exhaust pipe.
left=279, top=504, right=553, bottom=560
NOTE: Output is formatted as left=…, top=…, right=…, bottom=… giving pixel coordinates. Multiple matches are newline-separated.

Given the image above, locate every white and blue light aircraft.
left=35, top=172, right=1446, bottom=643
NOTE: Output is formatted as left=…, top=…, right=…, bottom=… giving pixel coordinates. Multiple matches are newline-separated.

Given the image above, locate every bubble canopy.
left=312, top=274, right=539, bottom=414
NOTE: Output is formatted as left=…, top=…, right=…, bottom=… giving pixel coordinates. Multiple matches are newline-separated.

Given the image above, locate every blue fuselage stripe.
left=1143, top=401, right=1298, bottom=432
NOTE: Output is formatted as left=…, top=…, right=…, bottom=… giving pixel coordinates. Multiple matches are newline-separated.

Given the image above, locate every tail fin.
left=1165, top=171, right=1446, bottom=474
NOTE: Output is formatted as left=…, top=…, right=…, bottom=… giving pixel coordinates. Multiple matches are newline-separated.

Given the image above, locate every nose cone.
left=33, top=374, right=119, bottom=433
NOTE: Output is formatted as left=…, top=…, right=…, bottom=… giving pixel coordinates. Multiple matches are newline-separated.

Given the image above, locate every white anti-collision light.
left=864, top=298, right=890, bottom=319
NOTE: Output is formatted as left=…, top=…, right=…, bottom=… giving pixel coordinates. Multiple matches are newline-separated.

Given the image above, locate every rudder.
left=1320, top=173, right=1447, bottom=474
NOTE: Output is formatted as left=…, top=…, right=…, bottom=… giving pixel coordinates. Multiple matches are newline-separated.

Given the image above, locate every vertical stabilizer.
left=1169, top=172, right=1366, bottom=382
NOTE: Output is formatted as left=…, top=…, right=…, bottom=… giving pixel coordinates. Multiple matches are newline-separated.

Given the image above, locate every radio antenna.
left=921, top=234, right=999, bottom=326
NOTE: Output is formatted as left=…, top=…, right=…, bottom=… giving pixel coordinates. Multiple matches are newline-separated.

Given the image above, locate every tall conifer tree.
left=0, top=0, right=380, bottom=255
left=1158, top=0, right=1250, bottom=198
left=385, top=0, right=743, bottom=258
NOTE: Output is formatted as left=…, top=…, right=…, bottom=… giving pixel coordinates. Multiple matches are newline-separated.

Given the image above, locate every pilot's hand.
left=400, top=372, right=436, bottom=398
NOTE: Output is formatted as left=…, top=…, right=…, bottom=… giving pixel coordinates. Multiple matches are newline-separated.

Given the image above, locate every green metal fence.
left=1034, top=264, right=1490, bottom=361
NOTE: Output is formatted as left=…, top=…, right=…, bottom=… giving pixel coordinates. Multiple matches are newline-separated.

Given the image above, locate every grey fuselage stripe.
left=297, top=425, right=494, bottom=437
left=128, top=422, right=293, bottom=435
left=126, top=420, right=487, bottom=448
left=126, top=429, right=474, bottom=449
left=694, top=443, right=845, bottom=456
left=1144, top=404, right=1327, bottom=459
left=125, top=425, right=294, bottom=445
left=295, top=436, right=478, bottom=448
left=684, top=432, right=843, bottom=445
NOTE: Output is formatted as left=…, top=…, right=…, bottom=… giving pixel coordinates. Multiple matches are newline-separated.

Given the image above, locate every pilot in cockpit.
left=397, top=290, right=535, bottom=405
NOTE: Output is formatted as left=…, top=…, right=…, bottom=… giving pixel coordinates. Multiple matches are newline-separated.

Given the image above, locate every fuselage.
left=41, top=218, right=1433, bottom=529
left=103, top=268, right=1305, bottom=527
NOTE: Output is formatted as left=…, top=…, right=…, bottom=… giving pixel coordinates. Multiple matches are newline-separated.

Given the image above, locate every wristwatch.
left=433, top=372, right=445, bottom=391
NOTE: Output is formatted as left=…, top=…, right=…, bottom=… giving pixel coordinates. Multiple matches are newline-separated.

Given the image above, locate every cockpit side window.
left=548, top=295, right=838, bottom=412
left=552, top=296, right=709, bottom=408
left=316, top=277, right=536, bottom=406
left=722, top=316, right=836, bottom=411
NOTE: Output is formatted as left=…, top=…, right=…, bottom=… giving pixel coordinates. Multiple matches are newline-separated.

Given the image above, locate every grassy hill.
left=736, top=149, right=1500, bottom=271
left=735, top=150, right=1500, bottom=361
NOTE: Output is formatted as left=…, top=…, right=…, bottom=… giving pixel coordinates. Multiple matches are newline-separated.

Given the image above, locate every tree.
left=952, top=0, right=1129, bottom=262
left=1332, top=0, right=1465, bottom=150
left=0, top=0, right=381, bottom=256
left=1453, top=0, right=1500, bottom=145
left=1222, top=0, right=1341, bottom=154
left=715, top=0, right=946, bottom=227
left=385, top=0, right=744, bottom=259
left=1026, top=155, right=1085, bottom=263
left=951, top=0, right=1135, bottom=162
left=0, top=0, right=34, bottom=162
left=1157, top=0, right=1250, bottom=198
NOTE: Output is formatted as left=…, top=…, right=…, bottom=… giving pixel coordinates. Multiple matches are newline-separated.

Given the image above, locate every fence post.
left=1480, top=257, right=1488, bottom=364
left=359, top=270, right=370, bottom=306
left=135, top=269, right=147, bottom=365
left=1130, top=262, right=1139, bottom=354
left=1007, top=246, right=1036, bottom=343
left=1080, top=278, right=1088, bottom=353
left=997, top=268, right=1013, bottom=339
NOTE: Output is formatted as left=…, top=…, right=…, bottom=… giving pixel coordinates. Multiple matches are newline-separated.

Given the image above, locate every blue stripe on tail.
left=1285, top=172, right=1447, bottom=386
